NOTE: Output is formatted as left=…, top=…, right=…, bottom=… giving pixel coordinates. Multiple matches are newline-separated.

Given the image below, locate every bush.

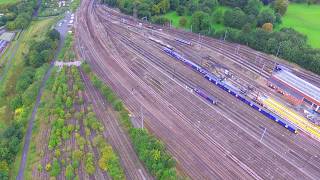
left=50, top=159, right=60, bottom=177
left=65, top=164, right=74, bottom=180
left=179, top=17, right=187, bottom=27
left=85, top=153, right=95, bottom=175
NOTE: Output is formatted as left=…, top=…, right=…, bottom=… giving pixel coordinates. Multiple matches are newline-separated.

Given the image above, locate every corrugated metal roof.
left=273, top=70, right=320, bottom=104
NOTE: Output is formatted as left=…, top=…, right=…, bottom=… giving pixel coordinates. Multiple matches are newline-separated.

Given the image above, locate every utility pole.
left=198, top=33, right=201, bottom=48
left=235, top=45, right=240, bottom=54
left=140, top=105, right=144, bottom=129
left=223, top=30, right=227, bottom=41
left=276, top=43, right=282, bottom=57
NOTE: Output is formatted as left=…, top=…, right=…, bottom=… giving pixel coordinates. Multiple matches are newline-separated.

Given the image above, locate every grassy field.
left=0, top=0, right=19, bottom=5
left=278, top=3, right=320, bottom=48
left=163, top=12, right=192, bottom=29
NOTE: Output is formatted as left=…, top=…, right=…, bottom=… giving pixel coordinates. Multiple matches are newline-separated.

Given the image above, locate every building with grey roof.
left=269, top=69, right=320, bottom=112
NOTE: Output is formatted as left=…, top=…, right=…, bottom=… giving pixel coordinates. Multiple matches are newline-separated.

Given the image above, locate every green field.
left=0, top=0, right=19, bottom=5
left=279, top=3, right=320, bottom=48
left=163, top=11, right=192, bottom=29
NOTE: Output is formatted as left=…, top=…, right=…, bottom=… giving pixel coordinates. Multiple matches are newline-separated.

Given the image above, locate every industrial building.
left=268, top=66, right=320, bottom=112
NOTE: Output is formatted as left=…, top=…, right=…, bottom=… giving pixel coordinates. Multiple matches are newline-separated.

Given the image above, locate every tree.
left=212, top=9, right=224, bottom=24
left=244, top=0, right=262, bottom=16
left=191, top=11, right=210, bottom=33
left=65, top=164, right=74, bottom=180
left=257, top=8, right=276, bottom=26
left=158, top=0, right=170, bottom=14
left=46, top=163, right=51, bottom=172
left=273, top=0, right=289, bottom=16
left=85, top=153, right=95, bottom=175
left=50, top=159, right=60, bottom=177
left=48, top=29, right=60, bottom=40
left=176, top=6, right=185, bottom=16
left=262, top=23, right=273, bottom=32
left=200, top=0, right=219, bottom=13
left=179, top=17, right=187, bottom=27
left=66, top=97, right=73, bottom=109
left=170, top=0, right=179, bottom=10
left=219, top=0, right=249, bottom=9
left=224, top=8, right=248, bottom=29
left=0, top=161, right=9, bottom=180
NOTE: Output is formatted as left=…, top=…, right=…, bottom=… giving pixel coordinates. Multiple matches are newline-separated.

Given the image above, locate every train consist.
left=148, top=37, right=173, bottom=50
left=175, top=38, right=192, bottom=46
left=163, top=47, right=298, bottom=133
left=194, top=88, right=218, bottom=105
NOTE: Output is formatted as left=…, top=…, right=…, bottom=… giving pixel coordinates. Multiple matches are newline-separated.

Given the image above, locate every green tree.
left=224, top=8, right=248, bottom=29
left=0, top=161, right=9, bottom=180
left=66, top=97, right=73, bottom=109
left=212, top=9, right=224, bottom=24
left=65, top=164, right=74, bottom=180
left=273, top=0, right=289, bottom=16
left=244, top=0, right=262, bottom=16
left=85, top=153, right=95, bottom=175
left=257, top=8, right=276, bottom=26
left=179, top=17, right=187, bottom=27
left=50, top=159, right=61, bottom=177
left=176, top=6, right=185, bottom=16
left=191, top=11, right=210, bottom=33
left=170, top=0, right=179, bottom=10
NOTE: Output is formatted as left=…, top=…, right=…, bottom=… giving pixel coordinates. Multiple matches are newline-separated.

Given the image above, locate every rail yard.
left=74, top=0, right=320, bottom=179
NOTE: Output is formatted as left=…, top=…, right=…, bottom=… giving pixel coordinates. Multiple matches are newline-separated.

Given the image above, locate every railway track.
left=98, top=14, right=320, bottom=179
left=74, top=0, right=320, bottom=177
left=99, top=5, right=320, bottom=88
left=77, top=2, right=258, bottom=178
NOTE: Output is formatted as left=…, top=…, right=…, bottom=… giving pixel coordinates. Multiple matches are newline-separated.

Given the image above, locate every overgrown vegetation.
left=70, top=0, right=81, bottom=12
left=0, top=18, right=59, bottom=179
left=58, top=33, right=76, bottom=61
left=82, top=62, right=181, bottom=180
left=0, top=0, right=37, bottom=29
left=39, top=0, right=69, bottom=17
left=24, top=32, right=124, bottom=179
left=102, top=0, right=320, bottom=75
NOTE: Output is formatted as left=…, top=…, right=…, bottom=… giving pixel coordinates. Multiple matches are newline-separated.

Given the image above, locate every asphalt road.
left=16, top=12, right=73, bottom=180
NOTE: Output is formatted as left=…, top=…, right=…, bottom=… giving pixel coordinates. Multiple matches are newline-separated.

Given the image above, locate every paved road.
left=16, top=12, right=73, bottom=180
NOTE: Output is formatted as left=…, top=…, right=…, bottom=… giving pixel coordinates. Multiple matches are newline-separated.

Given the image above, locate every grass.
left=278, top=3, right=320, bottom=48
left=0, top=0, right=19, bottom=5
left=163, top=11, right=192, bottom=29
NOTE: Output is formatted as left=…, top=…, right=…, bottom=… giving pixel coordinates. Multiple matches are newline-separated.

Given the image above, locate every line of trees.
left=102, top=0, right=320, bottom=75
left=0, top=28, right=59, bottom=180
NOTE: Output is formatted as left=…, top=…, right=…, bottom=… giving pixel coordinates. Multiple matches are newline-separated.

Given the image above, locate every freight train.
left=163, top=47, right=298, bottom=133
